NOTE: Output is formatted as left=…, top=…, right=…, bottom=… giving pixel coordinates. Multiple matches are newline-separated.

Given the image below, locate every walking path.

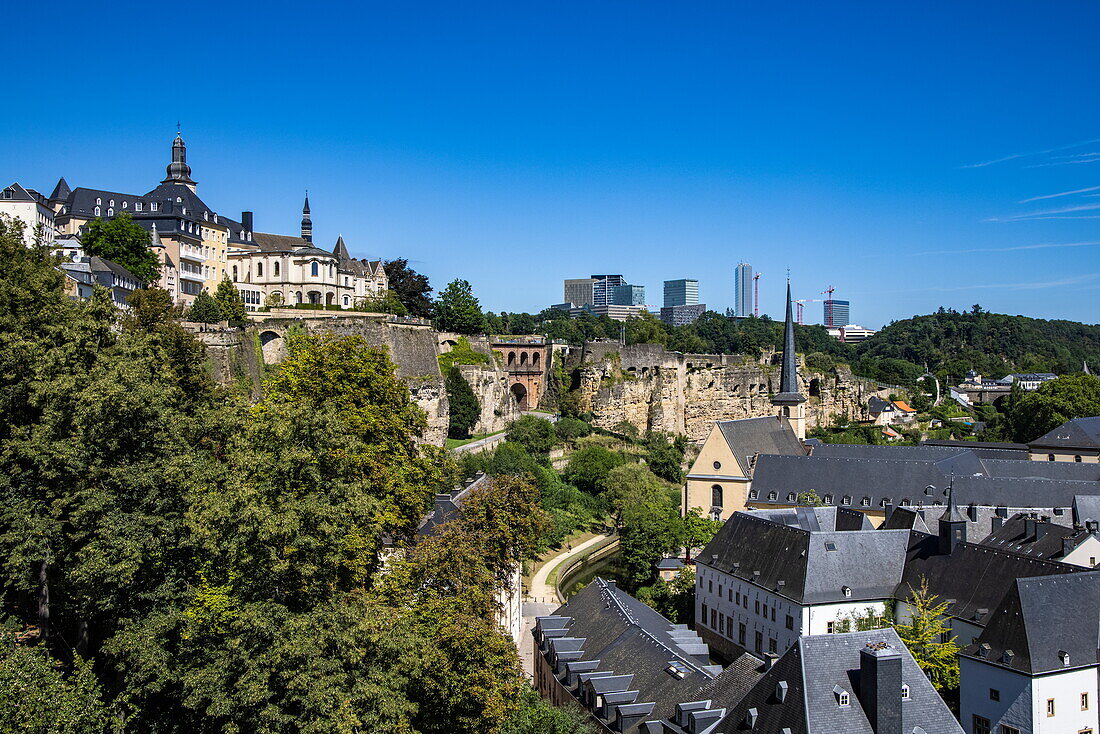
left=526, top=532, right=614, bottom=604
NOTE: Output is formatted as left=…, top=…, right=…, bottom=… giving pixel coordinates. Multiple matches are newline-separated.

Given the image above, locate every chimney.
left=859, top=642, right=903, bottom=734
left=1062, top=536, right=1076, bottom=558
left=991, top=516, right=1004, bottom=531
left=241, top=211, right=253, bottom=234
left=1034, top=521, right=1049, bottom=542
left=1024, top=516, right=1037, bottom=541
left=763, top=652, right=780, bottom=670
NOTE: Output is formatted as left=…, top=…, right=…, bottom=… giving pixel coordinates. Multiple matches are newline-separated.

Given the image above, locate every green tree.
left=446, top=365, right=481, bottom=439
left=563, top=445, right=629, bottom=494
left=185, top=289, right=221, bottom=323
left=384, top=258, right=435, bottom=318
left=213, top=276, right=247, bottom=326
left=356, top=289, right=409, bottom=316
left=501, top=685, right=596, bottom=734
left=645, top=432, right=685, bottom=483
left=895, top=578, right=959, bottom=692
left=507, top=415, right=557, bottom=454
left=679, top=508, right=722, bottom=556
left=617, top=481, right=681, bottom=591
left=1003, top=374, right=1100, bottom=442
left=126, top=287, right=175, bottom=329
left=436, top=279, right=486, bottom=335
left=625, top=312, right=669, bottom=346
left=554, top=417, right=592, bottom=442
left=0, top=632, right=111, bottom=733
left=600, top=463, right=665, bottom=525
left=80, top=212, right=160, bottom=283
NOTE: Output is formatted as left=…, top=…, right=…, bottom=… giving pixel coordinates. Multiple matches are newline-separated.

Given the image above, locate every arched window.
left=507, top=352, right=516, bottom=365
left=232, top=265, right=238, bottom=282
left=94, top=206, right=100, bottom=216
left=109, top=199, right=114, bottom=207
left=107, top=208, right=114, bottom=217
left=295, top=291, right=303, bottom=304
left=256, top=262, right=263, bottom=277
left=122, top=201, right=128, bottom=208
left=96, top=197, right=101, bottom=205
left=711, top=485, right=723, bottom=508
left=1048, top=454, right=1056, bottom=462
left=1075, top=455, right=1082, bottom=463
left=520, top=352, right=528, bottom=366
left=533, top=352, right=541, bottom=366
left=310, top=261, right=319, bottom=277
left=273, top=261, right=280, bottom=276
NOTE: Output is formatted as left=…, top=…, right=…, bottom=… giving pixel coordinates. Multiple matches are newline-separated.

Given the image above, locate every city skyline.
left=4, top=2, right=1100, bottom=327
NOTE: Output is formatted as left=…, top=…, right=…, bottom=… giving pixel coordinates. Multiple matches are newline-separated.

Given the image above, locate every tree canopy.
left=436, top=279, right=486, bottom=335
left=80, top=212, right=161, bottom=283
left=384, top=258, right=434, bottom=319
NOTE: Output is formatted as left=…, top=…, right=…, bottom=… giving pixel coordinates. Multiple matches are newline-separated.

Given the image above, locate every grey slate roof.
left=89, top=256, right=140, bottom=284
left=961, top=570, right=1100, bottom=675
left=699, top=511, right=909, bottom=605
left=716, top=416, right=807, bottom=476
left=251, top=232, right=319, bottom=253
left=1075, top=495, right=1100, bottom=525
left=1029, top=416, right=1100, bottom=451
left=978, top=513, right=1095, bottom=561
left=897, top=534, right=1080, bottom=627
left=49, top=177, right=71, bottom=202
left=417, top=473, right=488, bottom=537
left=718, top=629, right=964, bottom=734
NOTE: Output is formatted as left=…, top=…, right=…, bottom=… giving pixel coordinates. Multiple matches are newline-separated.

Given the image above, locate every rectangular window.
left=771, top=607, right=776, bottom=622
left=989, top=689, right=1000, bottom=702
left=1083, top=692, right=1090, bottom=710
left=754, top=631, right=762, bottom=654
left=768, top=638, right=777, bottom=653
left=1047, top=698, right=1056, bottom=717
left=738, top=623, right=746, bottom=645
left=972, top=715, right=990, bottom=734
left=755, top=600, right=760, bottom=615
left=827, top=621, right=835, bottom=634
left=718, top=585, right=723, bottom=598
left=735, top=591, right=740, bottom=605
left=718, top=613, right=725, bottom=636
left=998, top=725, right=1019, bottom=734
left=786, top=614, right=794, bottom=631
left=708, top=580, right=713, bottom=593
left=711, top=609, right=717, bottom=629
left=701, top=603, right=708, bottom=627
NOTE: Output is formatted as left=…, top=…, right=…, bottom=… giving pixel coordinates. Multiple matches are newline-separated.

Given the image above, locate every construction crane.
left=822, top=285, right=835, bottom=299
left=753, top=272, right=761, bottom=317
left=794, top=298, right=824, bottom=325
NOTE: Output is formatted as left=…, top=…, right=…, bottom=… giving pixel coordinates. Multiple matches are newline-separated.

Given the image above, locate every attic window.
left=774, top=681, right=788, bottom=703
left=842, top=585, right=851, bottom=597
left=842, top=495, right=851, bottom=505
left=825, top=542, right=838, bottom=552
left=861, top=497, right=871, bottom=507
left=901, top=498, right=911, bottom=507
left=768, top=492, right=778, bottom=501
left=122, top=201, right=128, bottom=208
left=787, top=493, right=796, bottom=502
left=823, top=494, right=833, bottom=505
left=1059, top=650, right=1070, bottom=666
left=713, top=461, right=721, bottom=470
left=901, top=684, right=910, bottom=700
left=834, top=687, right=850, bottom=707
left=665, top=662, right=689, bottom=679
left=151, top=203, right=158, bottom=211
left=135, top=202, right=142, bottom=211
left=748, top=490, right=758, bottom=499
left=881, top=497, right=890, bottom=507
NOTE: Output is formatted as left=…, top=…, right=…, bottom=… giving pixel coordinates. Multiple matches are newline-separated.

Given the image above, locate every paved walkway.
left=526, top=532, right=613, bottom=604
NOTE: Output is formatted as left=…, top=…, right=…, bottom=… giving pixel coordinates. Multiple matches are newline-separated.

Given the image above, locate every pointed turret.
left=161, top=131, right=197, bottom=191
left=771, top=280, right=807, bottom=438
left=333, top=234, right=350, bottom=262
left=300, top=192, right=312, bottom=242
left=49, top=177, right=71, bottom=203
left=150, top=223, right=163, bottom=248
left=938, top=480, right=967, bottom=554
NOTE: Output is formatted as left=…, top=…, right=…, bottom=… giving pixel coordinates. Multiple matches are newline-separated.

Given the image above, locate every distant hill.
left=855, top=307, right=1100, bottom=379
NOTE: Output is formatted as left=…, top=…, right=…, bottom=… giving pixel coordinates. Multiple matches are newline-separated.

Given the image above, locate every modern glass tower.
left=734, top=262, right=753, bottom=317
left=663, top=279, right=699, bottom=308
left=824, top=299, right=850, bottom=327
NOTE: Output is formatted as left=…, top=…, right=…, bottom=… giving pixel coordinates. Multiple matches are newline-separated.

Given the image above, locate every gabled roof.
left=962, top=571, right=1100, bottom=675
left=417, top=473, right=488, bottom=536
left=1029, top=416, right=1100, bottom=451
left=716, top=416, right=807, bottom=476
left=892, top=400, right=916, bottom=413
left=89, top=256, right=141, bottom=284
left=978, top=513, right=1095, bottom=561
left=2, top=182, right=38, bottom=202
left=868, top=396, right=893, bottom=413
left=251, top=232, right=316, bottom=252
left=699, top=512, right=909, bottom=605
left=1074, top=495, right=1100, bottom=525
left=897, top=534, right=1080, bottom=627
left=718, top=629, right=964, bottom=734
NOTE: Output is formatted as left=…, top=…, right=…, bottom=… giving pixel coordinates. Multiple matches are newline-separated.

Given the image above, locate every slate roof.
left=978, top=513, right=1095, bottom=561
left=1029, top=416, right=1100, bottom=451
left=897, top=534, right=1080, bottom=627
left=536, top=579, right=759, bottom=732
left=48, top=177, right=71, bottom=202
left=417, top=473, right=488, bottom=536
left=716, top=416, right=807, bottom=476
left=868, top=396, right=893, bottom=413
left=698, top=512, right=909, bottom=605
left=718, top=628, right=964, bottom=734
left=882, top=506, right=931, bottom=533
left=89, top=256, right=140, bottom=283
left=961, top=570, right=1100, bottom=675
left=251, top=232, right=321, bottom=253
left=1075, top=495, right=1100, bottom=525
left=2, top=182, right=41, bottom=203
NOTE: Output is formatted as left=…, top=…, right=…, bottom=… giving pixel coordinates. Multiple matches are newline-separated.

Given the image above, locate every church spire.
left=771, top=279, right=807, bottom=439
left=161, top=129, right=197, bottom=191
left=300, top=191, right=312, bottom=242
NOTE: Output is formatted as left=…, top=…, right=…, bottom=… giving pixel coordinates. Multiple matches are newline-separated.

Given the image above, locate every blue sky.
left=4, top=1, right=1100, bottom=327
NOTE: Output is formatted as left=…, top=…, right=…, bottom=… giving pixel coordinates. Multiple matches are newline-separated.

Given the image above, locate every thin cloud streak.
left=926, top=274, right=1100, bottom=292
left=914, top=241, right=1100, bottom=256
left=960, top=137, right=1100, bottom=168
left=985, top=202, right=1100, bottom=222
left=1025, top=158, right=1100, bottom=168
left=1019, top=185, right=1100, bottom=203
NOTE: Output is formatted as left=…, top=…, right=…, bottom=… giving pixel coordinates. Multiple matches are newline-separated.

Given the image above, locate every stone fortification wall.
left=568, top=343, right=885, bottom=441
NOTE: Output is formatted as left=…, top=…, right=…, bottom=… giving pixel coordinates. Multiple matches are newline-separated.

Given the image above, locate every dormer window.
left=881, top=497, right=890, bottom=507
left=122, top=201, right=128, bottom=208
left=901, top=684, right=910, bottom=700
left=96, top=197, right=101, bottom=205
left=109, top=200, right=114, bottom=207
left=1059, top=650, right=1070, bottom=666
left=768, top=492, right=778, bottom=501
left=834, top=687, right=850, bottom=707
left=787, top=493, right=796, bottom=502
left=841, top=585, right=851, bottom=597
left=94, top=206, right=100, bottom=217
left=842, top=495, right=851, bottom=505
left=861, top=497, right=871, bottom=507
left=135, top=202, right=142, bottom=212
left=151, top=202, right=158, bottom=211
left=107, top=208, right=113, bottom=217
left=823, top=494, right=833, bottom=505
left=176, top=196, right=182, bottom=203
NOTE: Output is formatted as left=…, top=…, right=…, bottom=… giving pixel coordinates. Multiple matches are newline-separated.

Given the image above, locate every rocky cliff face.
left=568, top=342, right=885, bottom=441
left=199, top=317, right=465, bottom=446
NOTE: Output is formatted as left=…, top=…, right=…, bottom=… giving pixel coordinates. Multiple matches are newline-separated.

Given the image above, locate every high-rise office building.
left=611, top=283, right=646, bottom=306
left=564, top=278, right=597, bottom=307
left=591, top=274, right=627, bottom=306
left=663, top=279, right=699, bottom=308
left=824, top=299, right=850, bottom=327
left=734, top=262, right=753, bottom=317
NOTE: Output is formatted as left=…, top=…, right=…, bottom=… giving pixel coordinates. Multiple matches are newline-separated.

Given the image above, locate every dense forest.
left=0, top=220, right=593, bottom=733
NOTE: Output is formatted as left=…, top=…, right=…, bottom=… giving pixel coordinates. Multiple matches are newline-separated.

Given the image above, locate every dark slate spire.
left=161, top=131, right=197, bottom=189
left=300, top=192, right=312, bottom=243
left=49, top=177, right=71, bottom=203
left=771, top=280, right=806, bottom=405
left=333, top=234, right=350, bottom=262
left=938, top=478, right=966, bottom=554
